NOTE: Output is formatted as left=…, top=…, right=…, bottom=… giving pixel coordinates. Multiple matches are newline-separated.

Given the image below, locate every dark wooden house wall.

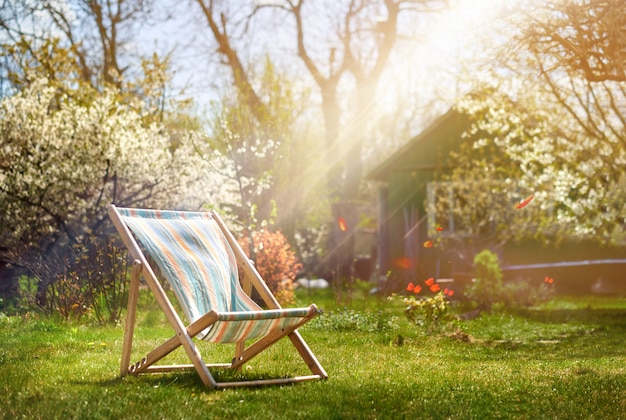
left=368, top=109, right=626, bottom=294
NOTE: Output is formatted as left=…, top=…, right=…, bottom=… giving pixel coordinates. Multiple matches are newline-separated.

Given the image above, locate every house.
left=367, top=109, right=626, bottom=294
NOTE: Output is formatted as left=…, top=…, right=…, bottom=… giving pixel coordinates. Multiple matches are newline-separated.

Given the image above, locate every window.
left=426, top=180, right=536, bottom=238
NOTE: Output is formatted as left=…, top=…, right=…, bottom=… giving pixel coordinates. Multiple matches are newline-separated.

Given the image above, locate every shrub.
left=72, top=236, right=130, bottom=324
left=465, top=249, right=503, bottom=309
left=402, top=292, right=459, bottom=334
left=396, top=277, right=458, bottom=334
left=501, top=276, right=556, bottom=308
left=46, top=274, right=90, bottom=320
left=238, top=229, right=301, bottom=306
left=465, top=250, right=556, bottom=310
left=41, top=236, right=130, bottom=322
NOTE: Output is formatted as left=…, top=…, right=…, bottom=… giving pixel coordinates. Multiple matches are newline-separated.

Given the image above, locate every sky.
left=137, top=0, right=516, bottom=124
left=387, top=0, right=515, bottom=107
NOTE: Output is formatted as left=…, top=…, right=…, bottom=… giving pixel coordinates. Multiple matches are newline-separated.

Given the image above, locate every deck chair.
left=108, top=204, right=327, bottom=388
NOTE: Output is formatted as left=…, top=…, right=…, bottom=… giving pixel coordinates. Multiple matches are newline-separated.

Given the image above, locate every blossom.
left=406, top=282, right=422, bottom=294
left=338, top=217, right=348, bottom=232
left=0, top=78, right=208, bottom=251
left=430, top=284, right=441, bottom=293
left=544, top=276, right=554, bottom=284
left=425, top=277, right=435, bottom=287
left=423, top=240, right=434, bottom=248
left=516, top=194, right=535, bottom=209
left=444, top=288, right=455, bottom=297
left=394, top=257, right=413, bottom=269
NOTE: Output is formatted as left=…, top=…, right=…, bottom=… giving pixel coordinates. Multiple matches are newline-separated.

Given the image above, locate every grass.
left=1, top=290, right=625, bottom=419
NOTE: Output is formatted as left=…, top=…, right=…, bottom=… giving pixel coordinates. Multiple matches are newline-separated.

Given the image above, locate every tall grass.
left=1, top=290, right=624, bottom=419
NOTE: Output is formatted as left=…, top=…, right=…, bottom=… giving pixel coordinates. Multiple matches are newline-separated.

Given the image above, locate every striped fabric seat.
left=117, top=208, right=315, bottom=343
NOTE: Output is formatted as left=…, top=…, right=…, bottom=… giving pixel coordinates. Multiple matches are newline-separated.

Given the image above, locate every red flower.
left=444, top=288, right=455, bottom=297
left=406, top=282, right=422, bottom=294
left=425, top=277, right=435, bottom=287
left=394, top=257, right=413, bottom=270
left=436, top=226, right=444, bottom=231
left=544, top=276, right=554, bottom=284
left=430, top=284, right=441, bottom=293
left=516, top=195, right=535, bottom=209
left=338, top=217, right=348, bottom=232
left=423, top=240, right=434, bottom=248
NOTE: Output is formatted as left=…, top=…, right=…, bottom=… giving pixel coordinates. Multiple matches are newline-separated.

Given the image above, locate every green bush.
left=501, top=276, right=556, bottom=308
left=465, top=250, right=556, bottom=310
left=465, top=249, right=503, bottom=309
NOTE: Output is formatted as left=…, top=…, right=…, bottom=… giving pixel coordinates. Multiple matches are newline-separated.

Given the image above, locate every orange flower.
left=516, top=195, right=535, bottom=209
left=338, top=217, right=348, bottom=232
left=425, top=277, right=435, bottom=287
left=423, top=240, right=434, bottom=248
left=436, top=226, right=444, bottom=231
left=430, top=284, right=441, bottom=293
left=444, top=288, right=455, bottom=297
left=407, top=282, right=415, bottom=291
left=544, top=276, right=554, bottom=284
left=413, top=285, right=422, bottom=294
left=394, top=257, right=413, bottom=270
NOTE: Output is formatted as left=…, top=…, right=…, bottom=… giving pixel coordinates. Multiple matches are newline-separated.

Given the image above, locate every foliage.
left=0, top=75, right=205, bottom=305
left=402, top=291, right=458, bottom=334
left=194, top=0, right=448, bottom=206
left=1, top=37, right=89, bottom=98
left=450, top=0, right=626, bottom=246
left=0, top=0, right=156, bottom=91
left=11, top=237, right=130, bottom=323
left=397, top=275, right=457, bottom=334
left=429, top=168, right=540, bottom=248
left=198, top=60, right=324, bottom=225
left=68, top=236, right=130, bottom=324
left=309, top=307, right=397, bottom=333
left=238, top=229, right=302, bottom=306
left=465, top=249, right=503, bottom=310
left=500, top=276, right=556, bottom=309
left=195, top=60, right=330, bottom=272
left=521, top=0, right=625, bottom=84
left=0, top=76, right=202, bottom=247
left=463, top=250, right=557, bottom=311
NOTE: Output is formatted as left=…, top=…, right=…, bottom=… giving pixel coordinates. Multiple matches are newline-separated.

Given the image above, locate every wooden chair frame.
left=109, top=204, right=327, bottom=388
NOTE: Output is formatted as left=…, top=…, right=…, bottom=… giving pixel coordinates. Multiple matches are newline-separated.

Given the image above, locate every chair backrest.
left=115, top=208, right=261, bottom=322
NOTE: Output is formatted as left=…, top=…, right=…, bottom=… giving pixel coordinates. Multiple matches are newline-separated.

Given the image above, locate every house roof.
left=367, top=108, right=471, bottom=182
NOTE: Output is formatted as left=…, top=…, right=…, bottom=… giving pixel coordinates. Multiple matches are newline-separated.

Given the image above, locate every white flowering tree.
left=0, top=77, right=207, bottom=300
left=195, top=60, right=328, bottom=233
left=436, top=0, right=626, bottom=251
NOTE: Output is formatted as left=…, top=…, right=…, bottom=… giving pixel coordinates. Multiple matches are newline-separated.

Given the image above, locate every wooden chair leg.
left=234, top=340, right=245, bottom=365
left=121, top=260, right=142, bottom=377
left=230, top=315, right=315, bottom=370
left=131, top=311, right=220, bottom=374
left=289, top=330, right=328, bottom=379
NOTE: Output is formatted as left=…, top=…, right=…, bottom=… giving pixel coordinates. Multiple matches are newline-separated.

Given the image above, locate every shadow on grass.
left=71, top=367, right=314, bottom=390
left=513, top=306, right=626, bottom=327
left=456, top=303, right=626, bottom=362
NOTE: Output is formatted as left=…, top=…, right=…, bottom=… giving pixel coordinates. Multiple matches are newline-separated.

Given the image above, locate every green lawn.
left=1, top=291, right=624, bottom=419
